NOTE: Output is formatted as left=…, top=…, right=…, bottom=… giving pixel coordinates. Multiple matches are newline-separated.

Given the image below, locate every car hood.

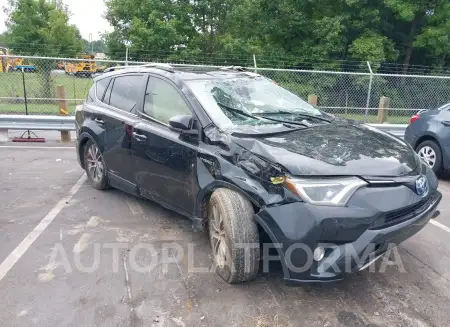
left=231, top=122, right=419, bottom=176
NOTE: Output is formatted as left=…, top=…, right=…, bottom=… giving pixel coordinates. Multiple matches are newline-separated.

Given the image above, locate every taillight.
left=410, top=114, right=420, bottom=124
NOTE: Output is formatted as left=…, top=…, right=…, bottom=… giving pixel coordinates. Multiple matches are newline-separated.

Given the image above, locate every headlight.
left=285, top=177, right=367, bottom=206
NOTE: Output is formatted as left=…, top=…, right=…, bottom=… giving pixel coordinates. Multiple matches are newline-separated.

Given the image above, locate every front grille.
left=371, top=195, right=434, bottom=230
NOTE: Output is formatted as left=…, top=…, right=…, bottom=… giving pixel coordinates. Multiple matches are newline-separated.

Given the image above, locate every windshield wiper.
left=254, top=110, right=332, bottom=123
left=217, top=103, right=259, bottom=120
left=217, top=103, right=303, bottom=129
left=251, top=115, right=308, bottom=127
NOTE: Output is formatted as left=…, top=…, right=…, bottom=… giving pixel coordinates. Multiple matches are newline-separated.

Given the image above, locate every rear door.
left=133, top=75, right=199, bottom=215
left=76, top=82, right=108, bottom=168
left=100, top=74, right=145, bottom=192
left=81, top=77, right=111, bottom=148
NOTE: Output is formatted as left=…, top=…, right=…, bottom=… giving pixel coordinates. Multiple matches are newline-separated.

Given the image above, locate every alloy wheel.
left=85, top=144, right=104, bottom=182
left=209, top=204, right=228, bottom=269
left=418, top=145, right=436, bottom=168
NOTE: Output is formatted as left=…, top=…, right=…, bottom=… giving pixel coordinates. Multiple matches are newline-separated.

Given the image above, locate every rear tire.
left=416, top=140, right=443, bottom=175
left=83, top=140, right=108, bottom=190
left=208, top=188, right=260, bottom=284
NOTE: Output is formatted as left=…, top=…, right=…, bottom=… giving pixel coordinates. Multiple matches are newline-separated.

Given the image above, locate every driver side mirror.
left=168, top=115, right=198, bottom=135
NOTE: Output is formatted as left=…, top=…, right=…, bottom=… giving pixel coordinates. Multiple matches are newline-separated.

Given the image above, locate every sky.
left=0, top=0, right=112, bottom=41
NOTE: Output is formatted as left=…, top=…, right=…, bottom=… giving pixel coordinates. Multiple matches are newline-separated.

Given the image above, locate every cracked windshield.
left=187, top=76, right=322, bottom=127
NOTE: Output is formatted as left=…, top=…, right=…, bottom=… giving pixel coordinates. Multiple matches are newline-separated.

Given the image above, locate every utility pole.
left=124, top=40, right=131, bottom=66
left=89, top=33, right=93, bottom=53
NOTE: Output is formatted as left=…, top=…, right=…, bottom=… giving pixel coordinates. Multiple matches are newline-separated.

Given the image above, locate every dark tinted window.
left=103, top=78, right=114, bottom=105
left=86, top=86, right=95, bottom=103
left=103, top=78, right=114, bottom=104
left=96, top=78, right=110, bottom=100
left=109, top=75, right=142, bottom=112
left=144, top=77, right=191, bottom=123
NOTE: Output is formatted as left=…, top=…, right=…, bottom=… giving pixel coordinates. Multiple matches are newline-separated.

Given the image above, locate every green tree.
left=415, top=1, right=450, bottom=69
left=82, top=39, right=107, bottom=54
left=5, top=0, right=83, bottom=56
left=383, top=0, right=447, bottom=73
left=102, top=0, right=450, bottom=75
left=105, top=0, right=195, bottom=60
left=4, top=0, right=83, bottom=97
left=0, top=32, right=8, bottom=46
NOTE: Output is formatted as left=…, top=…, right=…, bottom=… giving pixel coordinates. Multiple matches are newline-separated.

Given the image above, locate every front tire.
left=208, top=188, right=260, bottom=284
left=83, top=140, right=108, bottom=190
left=416, top=140, right=443, bottom=175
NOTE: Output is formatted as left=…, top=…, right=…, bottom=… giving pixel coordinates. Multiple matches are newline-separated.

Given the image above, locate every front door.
left=133, top=75, right=198, bottom=215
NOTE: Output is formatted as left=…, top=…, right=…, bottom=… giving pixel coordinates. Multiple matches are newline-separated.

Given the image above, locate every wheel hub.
left=86, top=144, right=104, bottom=182
left=418, top=146, right=436, bottom=168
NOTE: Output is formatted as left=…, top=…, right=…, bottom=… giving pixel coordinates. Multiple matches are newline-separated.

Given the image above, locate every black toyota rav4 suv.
left=76, top=64, right=441, bottom=285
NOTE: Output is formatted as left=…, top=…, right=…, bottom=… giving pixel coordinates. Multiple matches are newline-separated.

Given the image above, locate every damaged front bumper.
left=255, top=189, right=442, bottom=285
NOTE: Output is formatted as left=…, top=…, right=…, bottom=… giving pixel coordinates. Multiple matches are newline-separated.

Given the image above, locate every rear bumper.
left=404, top=126, right=416, bottom=147
left=256, top=190, right=441, bottom=285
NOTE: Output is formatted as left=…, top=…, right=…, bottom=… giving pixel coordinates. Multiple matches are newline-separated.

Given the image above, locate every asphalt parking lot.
left=1, top=142, right=450, bottom=327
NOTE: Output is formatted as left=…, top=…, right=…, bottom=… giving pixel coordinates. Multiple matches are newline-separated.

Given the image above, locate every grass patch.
left=0, top=71, right=88, bottom=114
left=0, top=71, right=92, bottom=100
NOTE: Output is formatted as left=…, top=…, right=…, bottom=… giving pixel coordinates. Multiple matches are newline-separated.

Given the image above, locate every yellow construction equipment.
left=65, top=54, right=105, bottom=76
left=0, top=47, right=25, bottom=72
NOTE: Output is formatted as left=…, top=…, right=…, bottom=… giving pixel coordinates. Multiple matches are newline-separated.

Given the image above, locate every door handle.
left=441, top=120, right=450, bottom=127
left=94, top=118, right=105, bottom=125
left=132, top=132, right=147, bottom=141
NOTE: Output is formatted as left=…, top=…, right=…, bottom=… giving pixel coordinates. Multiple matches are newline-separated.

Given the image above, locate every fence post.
left=308, top=94, right=318, bottom=106
left=364, top=61, right=373, bottom=122
left=56, top=85, right=71, bottom=142
left=377, top=96, right=390, bottom=123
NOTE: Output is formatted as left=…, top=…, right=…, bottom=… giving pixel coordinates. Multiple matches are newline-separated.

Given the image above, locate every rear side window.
left=103, top=79, right=114, bottom=105
left=109, top=75, right=142, bottom=112
left=86, top=86, right=95, bottom=103
left=96, top=78, right=110, bottom=101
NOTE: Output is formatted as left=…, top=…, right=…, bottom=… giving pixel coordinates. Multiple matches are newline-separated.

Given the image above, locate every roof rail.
left=219, top=66, right=247, bottom=72
left=102, top=63, right=174, bottom=74
left=103, top=65, right=128, bottom=73
left=140, top=63, right=175, bottom=72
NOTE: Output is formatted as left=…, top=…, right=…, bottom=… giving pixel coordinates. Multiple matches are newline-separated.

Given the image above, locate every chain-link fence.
left=0, top=56, right=110, bottom=116
left=1, top=55, right=450, bottom=123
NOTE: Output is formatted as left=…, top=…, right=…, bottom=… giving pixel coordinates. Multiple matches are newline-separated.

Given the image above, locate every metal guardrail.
left=368, top=124, right=408, bottom=138
left=0, top=115, right=407, bottom=137
left=0, top=115, right=75, bottom=131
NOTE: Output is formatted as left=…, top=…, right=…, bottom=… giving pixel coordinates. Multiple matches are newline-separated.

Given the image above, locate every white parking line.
left=0, top=146, right=75, bottom=149
left=430, top=220, right=450, bottom=233
left=0, top=174, right=86, bottom=282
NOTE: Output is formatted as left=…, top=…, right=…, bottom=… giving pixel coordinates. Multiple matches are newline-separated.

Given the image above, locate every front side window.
left=144, top=77, right=191, bottom=124
left=109, top=75, right=142, bottom=112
